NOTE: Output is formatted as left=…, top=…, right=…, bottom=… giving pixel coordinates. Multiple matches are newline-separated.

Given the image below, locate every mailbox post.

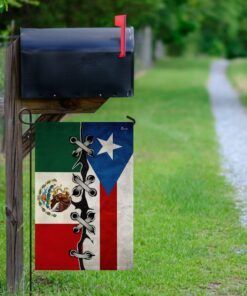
left=5, top=16, right=134, bottom=293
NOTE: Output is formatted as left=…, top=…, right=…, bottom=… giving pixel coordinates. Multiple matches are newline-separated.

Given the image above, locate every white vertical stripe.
left=117, top=156, right=133, bottom=269
left=83, top=164, right=100, bottom=270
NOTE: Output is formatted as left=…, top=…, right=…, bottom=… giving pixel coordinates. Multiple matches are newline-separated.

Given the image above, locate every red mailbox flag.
left=115, top=15, right=126, bottom=58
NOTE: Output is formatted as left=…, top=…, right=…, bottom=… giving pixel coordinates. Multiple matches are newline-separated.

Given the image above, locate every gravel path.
left=208, top=60, right=247, bottom=227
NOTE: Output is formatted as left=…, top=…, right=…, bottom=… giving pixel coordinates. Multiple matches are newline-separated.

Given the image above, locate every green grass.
left=1, top=58, right=247, bottom=295
left=228, top=58, right=247, bottom=105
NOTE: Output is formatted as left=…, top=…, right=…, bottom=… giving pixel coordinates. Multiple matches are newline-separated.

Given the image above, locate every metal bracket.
left=126, top=115, right=136, bottom=125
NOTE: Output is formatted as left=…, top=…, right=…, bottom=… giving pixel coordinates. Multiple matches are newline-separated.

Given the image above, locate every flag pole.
left=19, top=108, right=34, bottom=295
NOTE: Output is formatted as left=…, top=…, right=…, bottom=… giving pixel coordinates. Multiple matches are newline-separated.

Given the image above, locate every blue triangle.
left=83, top=122, right=133, bottom=195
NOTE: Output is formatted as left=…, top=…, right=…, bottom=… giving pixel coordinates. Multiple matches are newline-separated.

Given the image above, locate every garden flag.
left=35, top=122, right=133, bottom=270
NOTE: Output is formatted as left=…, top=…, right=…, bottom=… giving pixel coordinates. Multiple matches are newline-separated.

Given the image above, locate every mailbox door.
left=20, top=28, right=134, bottom=99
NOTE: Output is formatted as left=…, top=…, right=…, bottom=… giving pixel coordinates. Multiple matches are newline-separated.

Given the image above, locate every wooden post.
left=4, top=38, right=108, bottom=293
left=4, top=40, right=23, bottom=292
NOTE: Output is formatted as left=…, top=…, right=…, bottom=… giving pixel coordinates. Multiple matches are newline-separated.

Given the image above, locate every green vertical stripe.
left=35, top=122, right=80, bottom=172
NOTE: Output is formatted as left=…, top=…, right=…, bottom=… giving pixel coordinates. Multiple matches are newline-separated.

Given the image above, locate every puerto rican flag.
left=35, top=122, right=133, bottom=270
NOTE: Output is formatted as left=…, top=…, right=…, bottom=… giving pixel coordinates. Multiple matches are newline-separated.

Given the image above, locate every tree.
left=0, top=0, right=162, bottom=31
left=154, top=0, right=199, bottom=55
left=0, top=0, right=8, bottom=12
left=0, top=0, right=39, bottom=12
left=195, top=0, right=243, bottom=57
left=1, top=0, right=247, bottom=57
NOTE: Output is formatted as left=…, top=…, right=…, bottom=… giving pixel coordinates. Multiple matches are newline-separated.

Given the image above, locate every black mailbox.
left=20, top=27, right=134, bottom=99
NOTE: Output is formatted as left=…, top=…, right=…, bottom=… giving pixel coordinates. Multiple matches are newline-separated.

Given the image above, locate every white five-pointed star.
left=97, top=133, right=122, bottom=160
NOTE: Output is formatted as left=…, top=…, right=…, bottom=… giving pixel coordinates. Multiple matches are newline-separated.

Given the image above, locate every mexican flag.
left=35, top=122, right=133, bottom=270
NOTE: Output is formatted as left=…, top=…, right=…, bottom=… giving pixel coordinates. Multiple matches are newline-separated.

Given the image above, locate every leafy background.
left=1, top=0, right=247, bottom=58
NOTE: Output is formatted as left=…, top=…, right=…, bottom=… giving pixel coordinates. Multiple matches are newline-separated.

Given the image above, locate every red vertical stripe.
left=100, top=184, right=117, bottom=270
